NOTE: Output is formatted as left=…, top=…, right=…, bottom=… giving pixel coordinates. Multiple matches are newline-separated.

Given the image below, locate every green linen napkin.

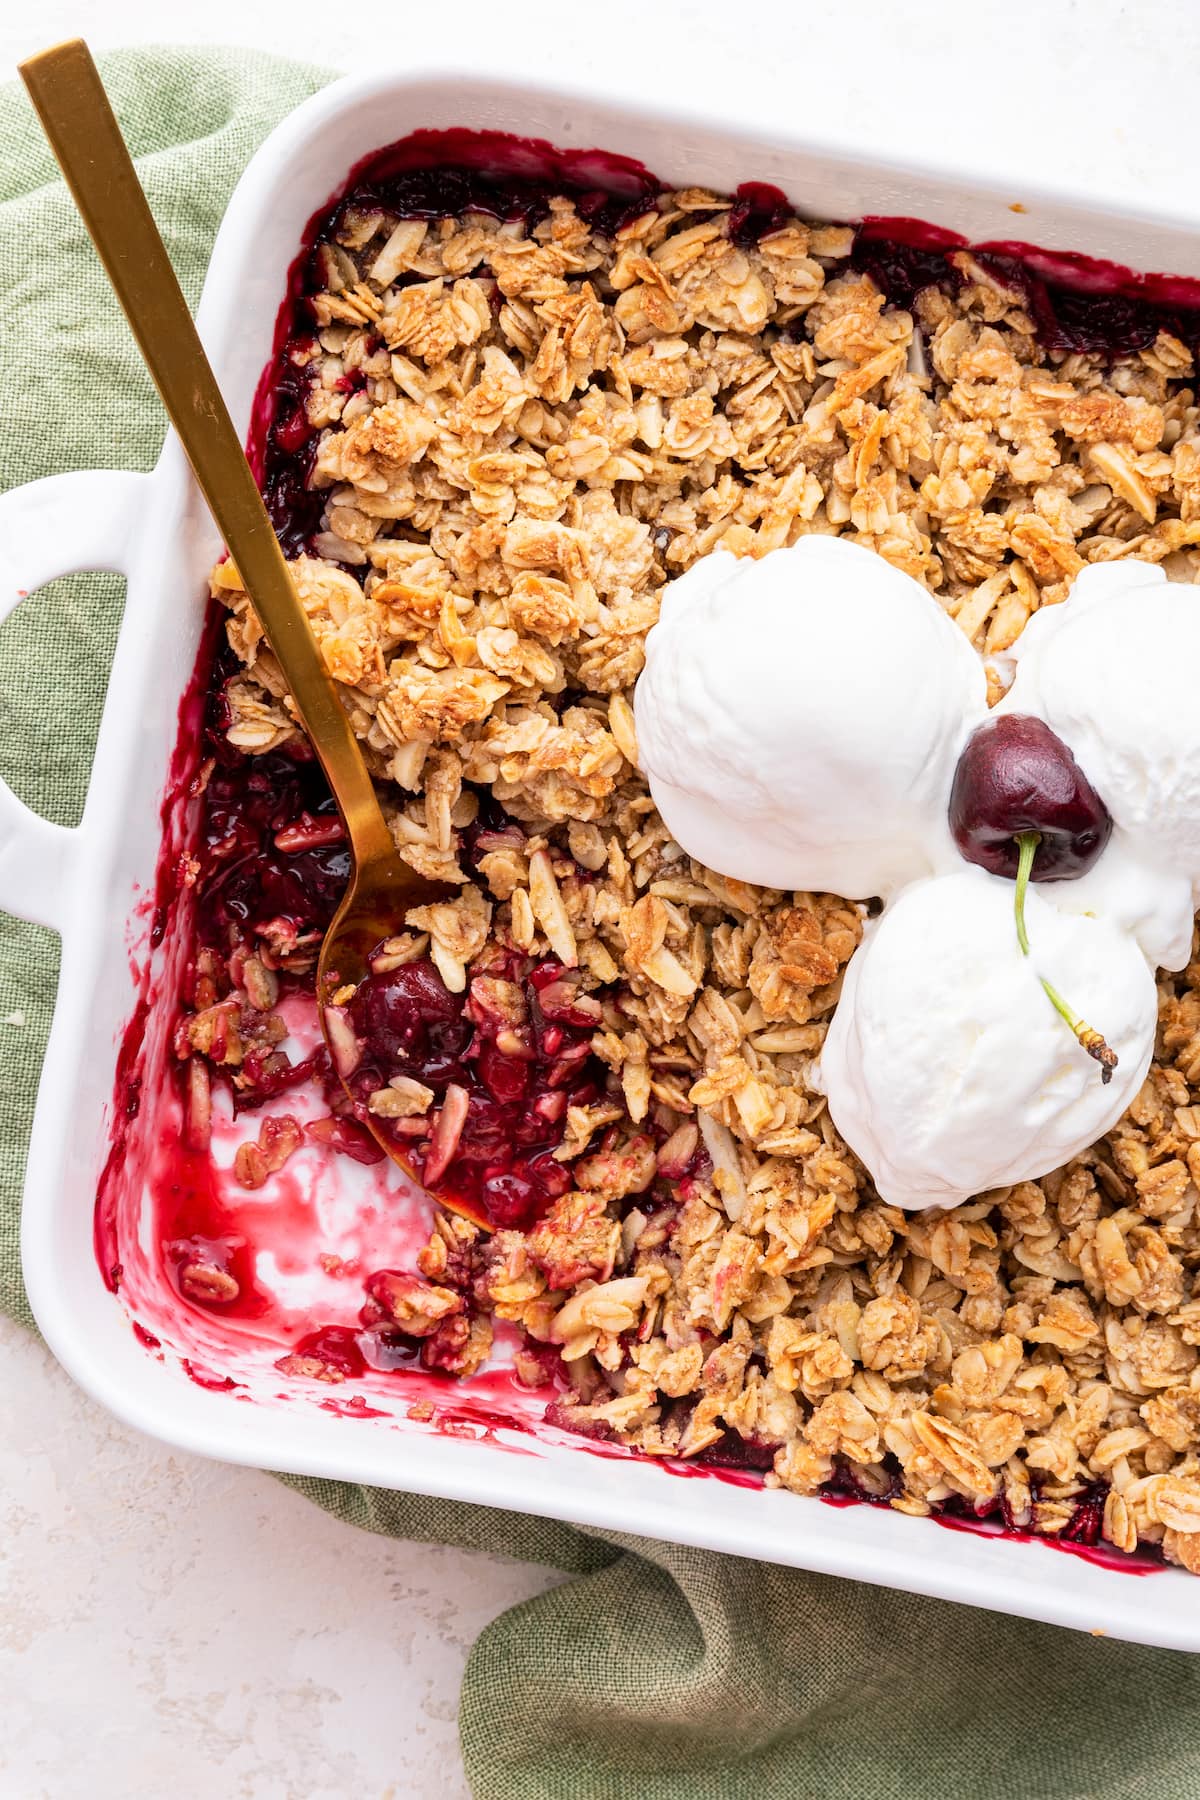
left=5, top=47, right=1200, bottom=1800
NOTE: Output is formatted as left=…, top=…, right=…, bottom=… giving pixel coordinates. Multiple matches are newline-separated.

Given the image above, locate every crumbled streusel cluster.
left=210, top=185, right=1200, bottom=1569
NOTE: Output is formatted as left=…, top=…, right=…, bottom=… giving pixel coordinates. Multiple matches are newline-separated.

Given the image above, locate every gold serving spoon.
left=21, top=40, right=455, bottom=1187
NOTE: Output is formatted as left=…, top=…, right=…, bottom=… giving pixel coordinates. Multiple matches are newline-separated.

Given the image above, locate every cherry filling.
left=850, top=218, right=1200, bottom=360
left=197, top=748, right=348, bottom=950
left=695, top=1431, right=781, bottom=1474
left=340, top=955, right=605, bottom=1229
left=195, top=647, right=349, bottom=959
left=850, top=236, right=964, bottom=312
left=726, top=180, right=793, bottom=247
left=972, top=254, right=1173, bottom=360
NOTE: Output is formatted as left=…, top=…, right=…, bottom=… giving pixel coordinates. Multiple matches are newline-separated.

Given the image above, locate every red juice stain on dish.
left=653, top=1436, right=1161, bottom=1573
left=427, top=1401, right=542, bottom=1449
left=99, top=127, right=1199, bottom=1570
left=425, top=1366, right=554, bottom=1435
left=318, top=1393, right=390, bottom=1420
left=660, top=1457, right=768, bottom=1493
left=927, top=1502, right=1159, bottom=1574
left=93, top=604, right=227, bottom=1293
left=153, top=1127, right=323, bottom=1322
left=180, top=1359, right=241, bottom=1392
left=287, top=1324, right=369, bottom=1377
left=302, top=1356, right=545, bottom=1441
left=816, top=1462, right=1163, bottom=1576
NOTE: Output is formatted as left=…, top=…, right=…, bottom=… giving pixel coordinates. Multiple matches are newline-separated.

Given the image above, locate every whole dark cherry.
left=948, top=714, right=1112, bottom=881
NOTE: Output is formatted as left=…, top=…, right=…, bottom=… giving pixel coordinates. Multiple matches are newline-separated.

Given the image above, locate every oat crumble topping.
left=202, top=179, right=1200, bottom=1570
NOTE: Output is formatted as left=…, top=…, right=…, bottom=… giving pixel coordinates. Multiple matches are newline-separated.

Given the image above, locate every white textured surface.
left=0, top=1317, right=561, bottom=1798
left=2, top=4, right=1197, bottom=1794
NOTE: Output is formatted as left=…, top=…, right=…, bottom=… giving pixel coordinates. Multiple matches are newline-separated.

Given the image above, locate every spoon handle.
left=20, top=38, right=395, bottom=867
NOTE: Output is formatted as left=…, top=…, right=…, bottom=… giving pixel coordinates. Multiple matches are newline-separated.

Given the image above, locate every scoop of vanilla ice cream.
left=817, top=868, right=1158, bottom=1211
left=1004, top=559, right=1200, bottom=927
left=634, top=538, right=987, bottom=899
left=1039, top=825, right=1195, bottom=973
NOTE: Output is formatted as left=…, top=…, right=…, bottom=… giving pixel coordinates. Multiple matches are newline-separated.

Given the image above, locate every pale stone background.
left=3, top=2, right=1199, bottom=1794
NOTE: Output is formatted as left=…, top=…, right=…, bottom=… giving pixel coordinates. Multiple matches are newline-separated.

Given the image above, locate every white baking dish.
left=6, top=64, right=1200, bottom=1651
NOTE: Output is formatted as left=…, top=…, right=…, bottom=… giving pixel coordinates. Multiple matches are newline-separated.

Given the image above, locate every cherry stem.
left=1014, top=830, right=1037, bottom=955
left=1013, top=830, right=1117, bottom=1086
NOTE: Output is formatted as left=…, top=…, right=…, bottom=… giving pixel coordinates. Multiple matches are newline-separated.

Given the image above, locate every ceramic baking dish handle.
left=0, top=468, right=150, bottom=932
